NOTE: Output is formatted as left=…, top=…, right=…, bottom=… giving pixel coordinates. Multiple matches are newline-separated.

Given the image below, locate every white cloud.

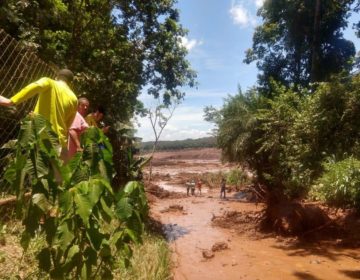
left=229, top=1, right=257, bottom=28
left=180, top=36, right=203, bottom=51
left=255, top=0, right=264, bottom=8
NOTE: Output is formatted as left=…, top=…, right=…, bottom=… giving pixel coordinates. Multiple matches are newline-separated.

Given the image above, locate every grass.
left=114, top=232, right=172, bottom=280
left=0, top=220, right=48, bottom=279
left=0, top=219, right=172, bottom=280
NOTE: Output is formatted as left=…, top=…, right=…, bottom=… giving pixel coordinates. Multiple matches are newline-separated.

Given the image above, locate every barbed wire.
left=0, top=29, right=57, bottom=196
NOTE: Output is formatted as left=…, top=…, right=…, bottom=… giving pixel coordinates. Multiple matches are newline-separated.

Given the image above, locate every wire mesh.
left=0, top=29, right=57, bottom=195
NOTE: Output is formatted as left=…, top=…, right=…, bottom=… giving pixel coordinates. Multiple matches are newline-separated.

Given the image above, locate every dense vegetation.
left=3, top=115, right=148, bottom=278
left=207, top=1, right=360, bottom=209
left=140, top=136, right=216, bottom=152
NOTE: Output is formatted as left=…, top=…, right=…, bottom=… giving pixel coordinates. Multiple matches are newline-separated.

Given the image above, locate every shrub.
left=310, top=157, right=360, bottom=209
left=226, top=168, right=249, bottom=187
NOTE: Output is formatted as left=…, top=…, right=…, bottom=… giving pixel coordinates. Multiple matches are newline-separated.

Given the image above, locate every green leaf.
left=100, top=197, right=113, bottom=222
left=123, top=181, right=139, bottom=195
left=124, top=228, right=139, bottom=243
left=18, top=118, right=36, bottom=147
left=73, top=182, right=93, bottom=226
left=127, top=211, right=144, bottom=235
left=32, top=193, right=52, bottom=212
left=86, top=223, right=104, bottom=251
left=55, top=220, right=75, bottom=250
left=59, top=191, right=73, bottom=216
left=110, top=231, right=124, bottom=249
left=64, top=245, right=80, bottom=267
left=116, top=197, right=133, bottom=220
left=88, top=179, right=105, bottom=205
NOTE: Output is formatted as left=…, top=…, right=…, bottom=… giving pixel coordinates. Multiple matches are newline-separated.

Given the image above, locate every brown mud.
left=146, top=148, right=360, bottom=280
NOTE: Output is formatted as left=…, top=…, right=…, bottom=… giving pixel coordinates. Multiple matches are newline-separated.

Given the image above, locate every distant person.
left=197, top=179, right=202, bottom=195
left=220, top=178, right=226, bottom=199
left=67, top=97, right=90, bottom=159
left=191, top=179, right=196, bottom=196
left=186, top=180, right=191, bottom=196
left=0, top=69, right=78, bottom=154
left=85, top=105, right=110, bottom=133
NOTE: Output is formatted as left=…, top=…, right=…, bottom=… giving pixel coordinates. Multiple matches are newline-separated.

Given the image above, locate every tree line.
left=140, top=136, right=216, bottom=152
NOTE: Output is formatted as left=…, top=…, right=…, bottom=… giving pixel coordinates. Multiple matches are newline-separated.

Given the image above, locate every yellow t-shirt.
left=85, top=114, right=98, bottom=127
left=10, top=77, right=78, bottom=147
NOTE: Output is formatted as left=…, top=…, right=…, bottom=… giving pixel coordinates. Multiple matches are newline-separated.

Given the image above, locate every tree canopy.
left=0, top=0, right=196, bottom=122
left=245, top=0, right=356, bottom=93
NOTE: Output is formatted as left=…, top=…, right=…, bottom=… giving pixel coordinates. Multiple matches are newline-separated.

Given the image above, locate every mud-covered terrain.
left=146, top=148, right=360, bottom=280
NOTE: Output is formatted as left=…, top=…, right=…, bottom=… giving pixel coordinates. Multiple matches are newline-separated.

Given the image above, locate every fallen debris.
left=160, top=204, right=185, bottom=213
left=202, top=250, right=215, bottom=259
left=211, top=241, right=229, bottom=252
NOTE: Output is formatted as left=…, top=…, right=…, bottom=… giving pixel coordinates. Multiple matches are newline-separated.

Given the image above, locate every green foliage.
left=226, top=169, right=249, bottom=187
left=211, top=74, right=360, bottom=202
left=311, top=157, right=360, bottom=209
left=4, top=114, right=148, bottom=279
left=0, top=0, right=196, bottom=122
left=109, top=121, right=150, bottom=187
left=140, top=137, right=216, bottom=151
left=245, top=0, right=355, bottom=91
left=115, top=233, right=171, bottom=280
left=200, top=171, right=225, bottom=189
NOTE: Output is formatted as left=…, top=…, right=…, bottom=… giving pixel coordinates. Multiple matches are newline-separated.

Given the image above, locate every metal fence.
left=0, top=29, right=57, bottom=195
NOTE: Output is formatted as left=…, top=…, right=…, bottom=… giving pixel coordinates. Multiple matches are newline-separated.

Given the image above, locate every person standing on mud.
left=186, top=180, right=191, bottom=196
left=197, top=179, right=202, bottom=196
left=191, top=179, right=196, bottom=196
left=220, top=178, right=226, bottom=199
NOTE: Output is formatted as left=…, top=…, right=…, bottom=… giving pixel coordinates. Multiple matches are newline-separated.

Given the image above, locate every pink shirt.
left=68, top=112, right=89, bottom=158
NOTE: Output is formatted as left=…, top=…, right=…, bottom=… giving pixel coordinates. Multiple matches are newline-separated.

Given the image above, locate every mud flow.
left=145, top=148, right=360, bottom=280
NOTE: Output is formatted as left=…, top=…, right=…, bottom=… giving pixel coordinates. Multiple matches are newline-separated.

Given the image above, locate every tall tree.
left=245, top=0, right=355, bottom=93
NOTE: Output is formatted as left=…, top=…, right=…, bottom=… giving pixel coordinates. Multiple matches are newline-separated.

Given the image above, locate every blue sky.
left=135, top=0, right=360, bottom=142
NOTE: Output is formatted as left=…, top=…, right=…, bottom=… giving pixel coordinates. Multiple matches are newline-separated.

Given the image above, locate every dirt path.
left=148, top=149, right=360, bottom=280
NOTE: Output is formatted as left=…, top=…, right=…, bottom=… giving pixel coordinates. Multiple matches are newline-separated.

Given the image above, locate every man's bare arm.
left=68, top=129, right=82, bottom=152
left=0, top=96, right=14, bottom=106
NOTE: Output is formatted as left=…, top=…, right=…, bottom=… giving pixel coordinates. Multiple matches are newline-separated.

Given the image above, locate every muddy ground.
left=146, top=148, right=360, bottom=280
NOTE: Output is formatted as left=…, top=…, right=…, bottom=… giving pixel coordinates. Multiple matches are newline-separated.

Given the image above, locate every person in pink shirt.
left=67, top=97, right=90, bottom=159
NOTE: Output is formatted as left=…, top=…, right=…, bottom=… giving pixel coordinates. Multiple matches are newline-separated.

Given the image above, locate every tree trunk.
left=311, top=0, right=321, bottom=82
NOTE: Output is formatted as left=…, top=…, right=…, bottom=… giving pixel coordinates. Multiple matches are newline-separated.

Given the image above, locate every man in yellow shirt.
left=0, top=69, right=78, bottom=151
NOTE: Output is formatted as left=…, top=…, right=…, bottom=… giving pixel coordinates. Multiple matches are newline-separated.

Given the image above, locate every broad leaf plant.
left=4, top=114, right=148, bottom=279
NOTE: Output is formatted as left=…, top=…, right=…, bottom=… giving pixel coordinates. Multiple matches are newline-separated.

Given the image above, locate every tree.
left=147, top=99, right=179, bottom=180
left=245, top=0, right=355, bottom=92
left=0, top=0, right=196, bottom=122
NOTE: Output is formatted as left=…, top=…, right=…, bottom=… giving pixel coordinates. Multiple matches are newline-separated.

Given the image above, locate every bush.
left=226, top=168, right=249, bottom=187
left=200, top=171, right=225, bottom=188
left=310, top=157, right=360, bottom=209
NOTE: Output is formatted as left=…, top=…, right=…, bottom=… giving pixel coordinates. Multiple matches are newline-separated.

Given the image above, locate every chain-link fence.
left=0, top=29, right=57, bottom=195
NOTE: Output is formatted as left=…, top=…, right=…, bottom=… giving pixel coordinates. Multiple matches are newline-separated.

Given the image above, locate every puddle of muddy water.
left=162, top=223, right=190, bottom=241
left=231, top=191, right=254, bottom=202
